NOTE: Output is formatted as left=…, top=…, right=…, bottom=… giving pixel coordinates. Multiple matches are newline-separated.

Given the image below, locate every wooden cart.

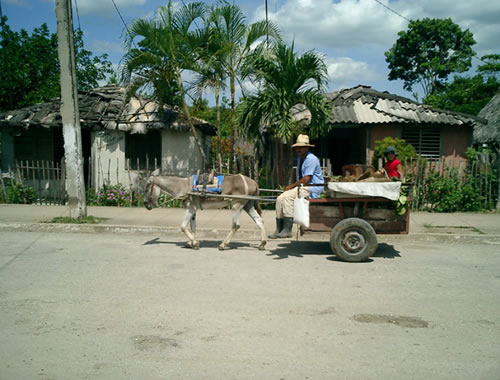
left=302, top=184, right=410, bottom=262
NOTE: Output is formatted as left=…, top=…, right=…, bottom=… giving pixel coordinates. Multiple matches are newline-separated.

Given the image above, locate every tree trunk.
left=55, top=0, right=86, bottom=218
left=174, top=67, right=207, bottom=169
left=229, top=73, right=236, bottom=173
left=215, top=79, right=222, bottom=172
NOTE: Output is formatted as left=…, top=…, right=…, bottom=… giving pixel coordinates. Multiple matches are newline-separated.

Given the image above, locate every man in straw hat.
left=269, top=134, right=324, bottom=238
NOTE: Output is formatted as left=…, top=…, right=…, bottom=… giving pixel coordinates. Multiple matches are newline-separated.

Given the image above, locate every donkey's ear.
left=151, top=169, right=160, bottom=177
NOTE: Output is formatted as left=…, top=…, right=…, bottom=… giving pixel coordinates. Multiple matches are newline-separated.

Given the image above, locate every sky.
left=2, top=0, right=499, bottom=102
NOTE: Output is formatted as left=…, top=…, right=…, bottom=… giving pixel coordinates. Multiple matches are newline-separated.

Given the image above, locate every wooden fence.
left=1, top=153, right=497, bottom=209
left=1, top=160, right=66, bottom=205
left=398, top=153, right=498, bottom=210
left=0, top=155, right=259, bottom=205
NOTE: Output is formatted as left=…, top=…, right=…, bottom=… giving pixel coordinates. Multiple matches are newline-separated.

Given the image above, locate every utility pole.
left=55, top=0, right=87, bottom=218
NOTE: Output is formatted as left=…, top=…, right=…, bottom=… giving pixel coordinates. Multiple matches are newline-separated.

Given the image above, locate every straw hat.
left=291, top=134, right=315, bottom=148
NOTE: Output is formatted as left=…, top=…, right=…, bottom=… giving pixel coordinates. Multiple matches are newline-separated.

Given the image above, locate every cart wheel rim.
left=341, top=230, right=367, bottom=253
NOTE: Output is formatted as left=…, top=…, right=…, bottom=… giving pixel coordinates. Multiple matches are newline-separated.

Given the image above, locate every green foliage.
left=0, top=17, right=112, bottom=112
left=238, top=42, right=331, bottom=142
left=396, top=194, right=409, bottom=215
left=372, top=137, right=417, bottom=167
left=87, top=184, right=181, bottom=208
left=385, top=18, right=476, bottom=97
left=424, top=74, right=499, bottom=116
left=424, top=172, right=463, bottom=212
left=89, top=184, right=131, bottom=207
left=191, top=97, right=232, bottom=138
left=0, top=181, right=36, bottom=204
left=477, top=54, right=500, bottom=78
left=416, top=151, right=497, bottom=212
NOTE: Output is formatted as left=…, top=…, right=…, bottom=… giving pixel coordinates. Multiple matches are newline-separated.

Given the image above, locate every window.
left=402, top=126, right=441, bottom=160
left=125, top=130, right=161, bottom=169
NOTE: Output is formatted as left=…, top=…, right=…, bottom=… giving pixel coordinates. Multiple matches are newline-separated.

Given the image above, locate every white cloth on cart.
left=326, top=182, right=401, bottom=201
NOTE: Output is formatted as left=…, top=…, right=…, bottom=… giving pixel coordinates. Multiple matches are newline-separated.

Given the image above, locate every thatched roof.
left=327, top=85, right=486, bottom=127
left=0, top=86, right=215, bottom=135
left=475, top=92, right=500, bottom=144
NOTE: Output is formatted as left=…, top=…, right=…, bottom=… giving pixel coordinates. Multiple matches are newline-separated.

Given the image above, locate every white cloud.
left=252, top=0, right=500, bottom=53
left=326, top=57, right=382, bottom=88
left=253, top=0, right=407, bottom=49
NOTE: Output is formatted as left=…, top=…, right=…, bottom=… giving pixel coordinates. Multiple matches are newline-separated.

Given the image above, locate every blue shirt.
left=297, top=152, right=324, bottom=199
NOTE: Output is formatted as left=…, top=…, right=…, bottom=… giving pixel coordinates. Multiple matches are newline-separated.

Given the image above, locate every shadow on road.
left=267, top=241, right=401, bottom=262
left=267, top=241, right=333, bottom=260
left=372, top=243, right=401, bottom=259
left=142, top=237, right=255, bottom=250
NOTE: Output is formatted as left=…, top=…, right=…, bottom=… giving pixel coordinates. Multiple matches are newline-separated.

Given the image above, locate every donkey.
left=144, top=170, right=267, bottom=251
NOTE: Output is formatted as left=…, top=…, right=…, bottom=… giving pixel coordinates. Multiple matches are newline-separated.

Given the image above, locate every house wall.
left=91, top=130, right=127, bottom=190
left=442, top=126, right=471, bottom=163
left=90, top=128, right=211, bottom=191
left=161, top=129, right=207, bottom=176
left=1, top=128, right=55, bottom=172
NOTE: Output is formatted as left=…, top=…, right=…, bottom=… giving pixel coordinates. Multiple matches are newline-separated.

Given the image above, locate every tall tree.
left=424, top=74, right=499, bottom=116
left=123, top=1, right=209, bottom=166
left=188, top=16, right=227, bottom=171
left=477, top=54, right=500, bottom=78
left=0, top=17, right=112, bottom=112
left=385, top=18, right=476, bottom=98
left=209, top=0, right=281, bottom=171
left=238, top=42, right=330, bottom=142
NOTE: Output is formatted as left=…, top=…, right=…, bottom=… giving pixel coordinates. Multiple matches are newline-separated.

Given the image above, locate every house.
left=476, top=92, right=500, bottom=210
left=0, top=86, right=215, bottom=191
left=475, top=92, right=500, bottom=146
left=311, top=85, right=486, bottom=174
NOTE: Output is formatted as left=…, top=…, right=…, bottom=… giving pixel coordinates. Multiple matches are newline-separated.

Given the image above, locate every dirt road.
left=1, top=231, right=499, bottom=379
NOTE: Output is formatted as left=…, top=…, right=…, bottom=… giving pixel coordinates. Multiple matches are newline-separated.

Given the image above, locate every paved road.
left=1, top=231, right=499, bottom=379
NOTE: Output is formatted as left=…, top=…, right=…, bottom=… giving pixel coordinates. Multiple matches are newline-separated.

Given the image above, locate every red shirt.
left=385, top=158, right=401, bottom=178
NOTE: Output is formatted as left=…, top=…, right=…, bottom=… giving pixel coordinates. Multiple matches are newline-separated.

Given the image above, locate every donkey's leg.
left=245, top=205, right=267, bottom=250
left=181, top=207, right=199, bottom=250
left=219, top=204, right=243, bottom=251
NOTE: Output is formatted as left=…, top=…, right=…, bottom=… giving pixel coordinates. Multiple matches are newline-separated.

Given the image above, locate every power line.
left=110, top=0, right=136, bottom=48
left=372, top=0, right=411, bottom=23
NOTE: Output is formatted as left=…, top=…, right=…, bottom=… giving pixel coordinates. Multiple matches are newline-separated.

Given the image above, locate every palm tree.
left=238, top=42, right=331, bottom=185
left=209, top=0, right=281, bottom=172
left=123, top=1, right=209, bottom=166
left=188, top=22, right=227, bottom=172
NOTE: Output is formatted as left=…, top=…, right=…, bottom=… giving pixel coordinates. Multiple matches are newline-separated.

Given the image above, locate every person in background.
left=384, top=146, right=404, bottom=179
left=268, top=134, right=324, bottom=239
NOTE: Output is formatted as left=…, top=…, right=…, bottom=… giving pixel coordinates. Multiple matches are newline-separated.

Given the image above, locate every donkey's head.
left=144, top=170, right=161, bottom=210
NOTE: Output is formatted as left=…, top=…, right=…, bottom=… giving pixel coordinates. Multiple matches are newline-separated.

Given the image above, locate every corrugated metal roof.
left=0, top=86, right=215, bottom=135
left=327, top=85, right=485, bottom=128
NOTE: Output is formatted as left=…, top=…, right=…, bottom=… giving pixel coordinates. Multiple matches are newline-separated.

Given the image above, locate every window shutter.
left=402, top=126, right=441, bottom=160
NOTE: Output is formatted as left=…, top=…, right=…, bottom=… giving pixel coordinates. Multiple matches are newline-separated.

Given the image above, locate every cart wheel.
left=330, top=218, right=377, bottom=262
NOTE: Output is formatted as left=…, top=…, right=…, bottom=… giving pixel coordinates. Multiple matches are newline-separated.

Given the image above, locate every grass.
left=45, top=216, right=108, bottom=224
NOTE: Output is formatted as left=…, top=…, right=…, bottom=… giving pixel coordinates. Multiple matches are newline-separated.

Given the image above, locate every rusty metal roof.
left=327, top=85, right=485, bottom=127
left=0, top=86, right=215, bottom=135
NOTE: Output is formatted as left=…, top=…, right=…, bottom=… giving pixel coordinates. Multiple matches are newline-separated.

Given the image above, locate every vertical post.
left=56, top=0, right=86, bottom=217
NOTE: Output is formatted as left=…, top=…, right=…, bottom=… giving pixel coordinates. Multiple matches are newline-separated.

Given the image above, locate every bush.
left=0, top=181, right=36, bottom=204
left=372, top=137, right=417, bottom=167
left=94, top=184, right=131, bottom=207
left=87, top=183, right=180, bottom=208
left=424, top=173, right=462, bottom=212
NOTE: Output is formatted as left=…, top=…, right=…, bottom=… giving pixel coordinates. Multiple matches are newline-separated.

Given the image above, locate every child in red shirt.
left=384, top=146, right=403, bottom=179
